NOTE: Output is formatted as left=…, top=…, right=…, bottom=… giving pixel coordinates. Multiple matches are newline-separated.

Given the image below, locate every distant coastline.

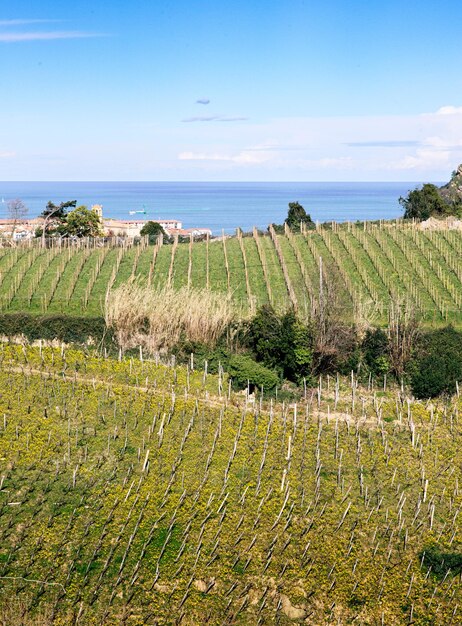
left=0, top=181, right=442, bottom=235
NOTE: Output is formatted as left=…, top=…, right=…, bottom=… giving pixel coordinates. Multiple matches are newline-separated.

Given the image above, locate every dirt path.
left=1, top=363, right=381, bottom=427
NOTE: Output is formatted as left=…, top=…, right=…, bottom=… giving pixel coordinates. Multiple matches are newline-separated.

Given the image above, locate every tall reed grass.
left=105, top=283, right=237, bottom=353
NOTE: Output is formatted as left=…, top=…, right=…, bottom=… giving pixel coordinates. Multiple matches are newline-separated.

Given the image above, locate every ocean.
left=0, top=181, right=430, bottom=235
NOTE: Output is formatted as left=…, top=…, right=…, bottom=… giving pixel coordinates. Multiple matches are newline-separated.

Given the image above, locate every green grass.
left=134, top=247, right=154, bottom=281
left=85, top=248, right=121, bottom=316
left=171, top=241, right=189, bottom=289
left=277, top=234, right=309, bottom=316
left=1, top=223, right=462, bottom=325
left=225, top=237, right=248, bottom=307
left=190, top=240, right=208, bottom=290
left=258, top=234, right=289, bottom=311
left=207, top=239, right=228, bottom=292
left=242, top=236, right=270, bottom=305
left=45, top=249, right=82, bottom=314
left=152, top=244, right=171, bottom=289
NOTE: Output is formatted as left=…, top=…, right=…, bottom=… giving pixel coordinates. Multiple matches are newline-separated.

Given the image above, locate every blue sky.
left=1, top=0, right=462, bottom=181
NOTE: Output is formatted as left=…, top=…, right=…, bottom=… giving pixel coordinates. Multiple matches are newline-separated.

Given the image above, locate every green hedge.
left=227, top=354, right=279, bottom=392
left=0, top=313, right=113, bottom=346
left=410, top=326, right=462, bottom=398
left=421, top=545, right=462, bottom=578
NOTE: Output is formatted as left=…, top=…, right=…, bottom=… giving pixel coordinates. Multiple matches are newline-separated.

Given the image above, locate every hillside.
left=438, top=164, right=462, bottom=206
left=1, top=344, right=462, bottom=624
left=0, top=221, right=462, bottom=325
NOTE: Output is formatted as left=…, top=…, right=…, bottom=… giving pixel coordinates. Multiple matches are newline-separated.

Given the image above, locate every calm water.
left=0, top=181, right=430, bottom=234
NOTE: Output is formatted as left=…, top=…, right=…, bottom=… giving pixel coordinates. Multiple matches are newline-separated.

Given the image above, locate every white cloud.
left=178, top=152, right=229, bottom=161
left=392, top=148, right=451, bottom=171
left=0, top=151, right=15, bottom=158
left=178, top=149, right=272, bottom=164
left=4, top=105, right=462, bottom=180
left=389, top=136, right=462, bottom=171
left=315, top=157, right=354, bottom=169
left=435, top=106, right=462, bottom=116
left=182, top=115, right=248, bottom=123
left=0, top=19, right=60, bottom=26
left=0, top=31, right=104, bottom=42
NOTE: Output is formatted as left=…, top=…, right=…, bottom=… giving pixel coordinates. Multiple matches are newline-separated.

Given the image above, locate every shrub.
left=399, top=183, right=451, bottom=220
left=0, top=313, right=111, bottom=346
left=172, top=340, right=231, bottom=374
left=421, top=546, right=462, bottom=578
left=410, top=326, right=462, bottom=398
left=245, top=305, right=282, bottom=370
left=227, top=354, right=279, bottom=392
left=290, top=319, right=313, bottom=383
left=361, top=328, right=390, bottom=376
left=245, top=306, right=313, bottom=384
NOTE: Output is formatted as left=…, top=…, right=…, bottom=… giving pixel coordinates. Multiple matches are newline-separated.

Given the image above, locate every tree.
left=60, top=206, right=103, bottom=238
left=285, top=202, right=314, bottom=231
left=6, top=198, right=28, bottom=238
left=360, top=328, right=390, bottom=377
left=271, top=201, right=314, bottom=233
left=140, top=221, right=166, bottom=242
left=39, top=200, right=77, bottom=245
left=410, top=326, right=462, bottom=398
left=399, top=184, right=450, bottom=220
left=245, top=305, right=313, bottom=384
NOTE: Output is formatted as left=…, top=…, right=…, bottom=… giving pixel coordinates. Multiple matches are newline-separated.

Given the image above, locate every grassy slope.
left=0, top=224, right=461, bottom=325
left=0, top=345, right=461, bottom=624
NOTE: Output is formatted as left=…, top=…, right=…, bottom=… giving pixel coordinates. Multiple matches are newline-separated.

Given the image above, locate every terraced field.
left=1, top=222, right=462, bottom=324
left=1, top=344, right=462, bottom=624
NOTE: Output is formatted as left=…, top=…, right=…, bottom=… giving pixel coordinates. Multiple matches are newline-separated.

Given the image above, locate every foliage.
left=0, top=313, right=111, bottom=345
left=140, top=220, right=168, bottom=243
left=285, top=201, right=314, bottom=230
left=271, top=201, right=314, bottom=233
left=410, top=326, right=462, bottom=398
left=42, top=199, right=77, bottom=220
left=227, top=353, right=279, bottom=391
left=421, top=545, right=462, bottom=578
left=59, top=205, right=103, bottom=238
left=399, top=184, right=454, bottom=220
left=360, top=328, right=390, bottom=376
left=172, top=340, right=231, bottom=374
left=39, top=199, right=77, bottom=237
left=245, top=305, right=313, bottom=384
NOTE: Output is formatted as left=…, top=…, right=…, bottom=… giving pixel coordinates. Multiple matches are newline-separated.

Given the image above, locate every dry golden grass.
left=105, top=282, right=237, bottom=353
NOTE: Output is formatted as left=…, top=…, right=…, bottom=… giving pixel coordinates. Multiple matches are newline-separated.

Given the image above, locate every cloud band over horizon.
left=0, top=30, right=105, bottom=42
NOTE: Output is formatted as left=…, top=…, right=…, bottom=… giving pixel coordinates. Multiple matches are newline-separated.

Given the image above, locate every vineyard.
left=0, top=221, right=461, bottom=324
left=0, top=344, right=462, bottom=624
